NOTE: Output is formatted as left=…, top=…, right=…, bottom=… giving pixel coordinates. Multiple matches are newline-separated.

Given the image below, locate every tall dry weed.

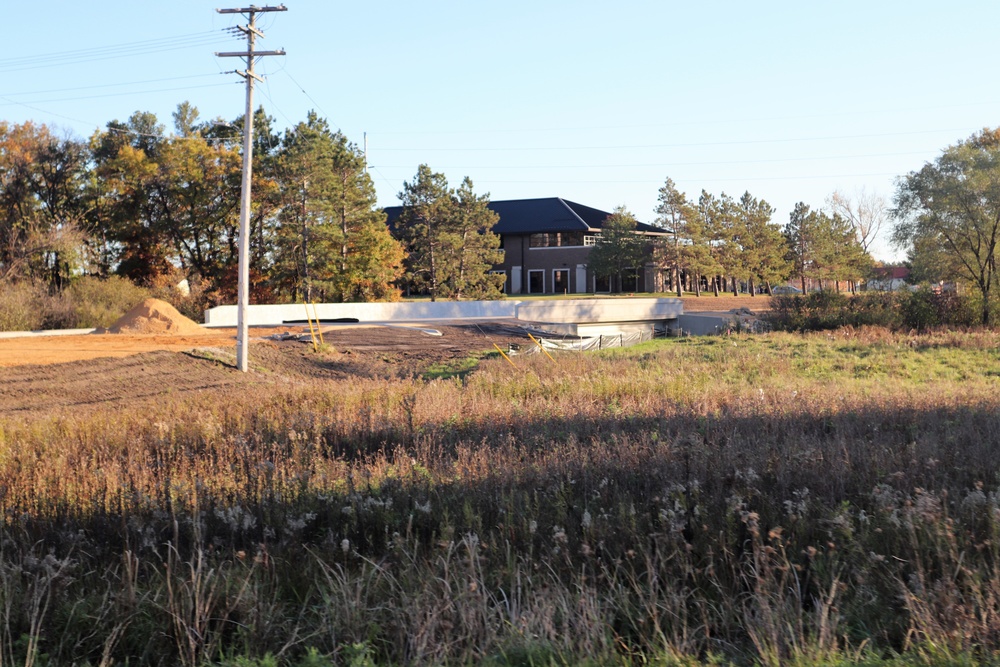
left=0, top=332, right=999, bottom=663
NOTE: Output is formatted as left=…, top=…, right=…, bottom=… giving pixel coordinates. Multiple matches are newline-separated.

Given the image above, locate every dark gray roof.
left=383, top=197, right=665, bottom=235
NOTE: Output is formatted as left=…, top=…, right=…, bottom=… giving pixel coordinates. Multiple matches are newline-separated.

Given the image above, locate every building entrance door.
left=553, top=269, right=569, bottom=294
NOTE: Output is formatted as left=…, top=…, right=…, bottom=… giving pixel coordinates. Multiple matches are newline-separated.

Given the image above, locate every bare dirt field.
left=0, top=296, right=771, bottom=369
left=0, top=323, right=535, bottom=367
left=0, top=296, right=773, bottom=417
left=0, top=323, right=532, bottom=416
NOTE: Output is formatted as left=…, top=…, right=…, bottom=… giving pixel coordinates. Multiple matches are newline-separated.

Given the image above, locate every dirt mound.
left=107, top=298, right=203, bottom=335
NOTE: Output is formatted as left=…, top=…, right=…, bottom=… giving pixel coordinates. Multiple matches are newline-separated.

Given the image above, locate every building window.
left=528, top=270, right=545, bottom=293
left=530, top=233, right=554, bottom=248
left=529, top=232, right=588, bottom=248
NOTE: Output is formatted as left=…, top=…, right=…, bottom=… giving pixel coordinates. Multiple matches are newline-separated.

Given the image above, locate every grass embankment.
left=2, top=330, right=1000, bottom=665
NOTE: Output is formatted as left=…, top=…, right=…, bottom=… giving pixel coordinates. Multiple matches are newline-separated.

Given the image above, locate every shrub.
left=63, top=275, right=150, bottom=329
left=150, top=280, right=208, bottom=324
left=0, top=281, right=49, bottom=331
left=847, top=290, right=904, bottom=328
left=766, top=290, right=903, bottom=332
left=766, top=289, right=983, bottom=332
left=901, top=287, right=979, bottom=330
left=0, top=276, right=155, bottom=332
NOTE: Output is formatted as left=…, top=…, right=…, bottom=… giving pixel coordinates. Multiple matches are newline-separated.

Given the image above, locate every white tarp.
left=512, top=329, right=656, bottom=354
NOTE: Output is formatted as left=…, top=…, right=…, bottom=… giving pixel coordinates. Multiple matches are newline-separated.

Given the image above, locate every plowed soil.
left=0, top=323, right=532, bottom=417
left=0, top=296, right=772, bottom=417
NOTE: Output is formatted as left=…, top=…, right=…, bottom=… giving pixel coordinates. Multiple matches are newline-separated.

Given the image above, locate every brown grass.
left=1, top=329, right=1000, bottom=665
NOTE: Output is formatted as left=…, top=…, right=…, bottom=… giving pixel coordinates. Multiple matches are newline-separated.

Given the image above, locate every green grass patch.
left=422, top=351, right=494, bottom=380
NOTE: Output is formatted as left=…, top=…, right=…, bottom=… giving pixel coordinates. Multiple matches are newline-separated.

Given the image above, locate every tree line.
left=0, top=105, right=514, bottom=310
left=0, top=104, right=405, bottom=308
left=1, top=106, right=997, bottom=321
left=587, top=181, right=875, bottom=298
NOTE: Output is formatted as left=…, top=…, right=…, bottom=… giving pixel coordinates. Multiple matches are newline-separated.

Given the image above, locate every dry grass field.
left=2, top=318, right=1000, bottom=666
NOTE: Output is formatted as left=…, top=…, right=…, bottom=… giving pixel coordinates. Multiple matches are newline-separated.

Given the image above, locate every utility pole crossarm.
left=216, top=50, right=286, bottom=57
left=216, top=5, right=288, bottom=14
left=217, top=5, right=286, bottom=372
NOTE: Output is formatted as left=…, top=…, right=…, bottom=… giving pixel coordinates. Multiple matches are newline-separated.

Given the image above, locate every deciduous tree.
left=828, top=187, right=888, bottom=254
left=587, top=206, right=647, bottom=293
left=893, top=128, right=1000, bottom=325
left=0, top=121, right=88, bottom=287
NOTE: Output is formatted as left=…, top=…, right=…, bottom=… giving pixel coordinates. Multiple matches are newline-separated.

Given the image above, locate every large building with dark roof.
left=384, top=197, right=668, bottom=295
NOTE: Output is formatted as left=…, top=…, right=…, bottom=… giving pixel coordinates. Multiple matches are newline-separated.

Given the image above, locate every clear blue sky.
left=4, top=1, right=998, bottom=263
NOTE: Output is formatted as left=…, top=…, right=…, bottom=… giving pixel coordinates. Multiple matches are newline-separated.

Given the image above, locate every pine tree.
left=444, top=178, right=504, bottom=300
left=654, top=178, right=719, bottom=296
left=396, top=165, right=453, bottom=301
left=733, top=192, right=790, bottom=295
left=785, top=202, right=871, bottom=293
left=396, top=166, right=503, bottom=301
left=271, top=113, right=403, bottom=303
left=784, top=202, right=819, bottom=293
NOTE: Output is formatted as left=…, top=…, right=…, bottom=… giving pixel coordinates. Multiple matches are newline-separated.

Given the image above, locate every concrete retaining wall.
left=204, top=300, right=518, bottom=326
left=203, top=298, right=683, bottom=327
left=516, top=298, right=681, bottom=324
left=675, top=312, right=749, bottom=335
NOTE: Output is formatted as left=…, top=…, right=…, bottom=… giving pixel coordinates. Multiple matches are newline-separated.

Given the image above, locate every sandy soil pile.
left=107, top=298, right=204, bottom=334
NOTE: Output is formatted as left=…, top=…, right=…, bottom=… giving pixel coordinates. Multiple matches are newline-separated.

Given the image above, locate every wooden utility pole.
left=216, top=4, right=286, bottom=372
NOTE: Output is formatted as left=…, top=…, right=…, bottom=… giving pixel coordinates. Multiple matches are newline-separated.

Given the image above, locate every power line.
left=280, top=68, right=337, bottom=129
left=0, top=96, right=96, bottom=130
left=0, top=82, right=234, bottom=108
left=369, top=166, right=400, bottom=197
left=0, top=73, right=225, bottom=98
left=370, top=128, right=972, bottom=153
left=0, top=30, right=221, bottom=65
left=366, top=99, right=1000, bottom=137
left=464, top=172, right=900, bottom=185
left=256, top=74, right=297, bottom=130
left=371, top=150, right=932, bottom=171
left=0, top=31, right=235, bottom=73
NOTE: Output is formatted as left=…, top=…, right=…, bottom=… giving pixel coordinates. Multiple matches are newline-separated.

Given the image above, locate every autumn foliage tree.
left=0, top=121, right=88, bottom=286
